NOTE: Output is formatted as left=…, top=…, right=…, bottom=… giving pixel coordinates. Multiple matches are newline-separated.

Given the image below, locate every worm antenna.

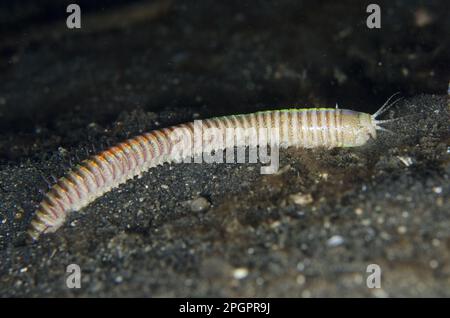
left=40, top=173, right=52, bottom=188
left=374, top=114, right=415, bottom=125
left=372, top=92, right=402, bottom=119
left=375, top=125, right=394, bottom=134
left=375, top=119, right=398, bottom=125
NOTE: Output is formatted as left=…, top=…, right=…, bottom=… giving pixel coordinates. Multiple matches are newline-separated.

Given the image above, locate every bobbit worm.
left=28, top=96, right=401, bottom=241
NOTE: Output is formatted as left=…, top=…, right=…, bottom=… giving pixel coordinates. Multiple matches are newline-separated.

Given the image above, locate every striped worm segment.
left=28, top=108, right=385, bottom=240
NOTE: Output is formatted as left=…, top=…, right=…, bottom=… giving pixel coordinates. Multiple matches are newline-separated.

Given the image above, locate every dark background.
left=0, top=0, right=449, bottom=297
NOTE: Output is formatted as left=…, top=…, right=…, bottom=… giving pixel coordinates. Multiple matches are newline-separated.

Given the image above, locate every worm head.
left=340, top=110, right=376, bottom=147
left=355, top=112, right=377, bottom=145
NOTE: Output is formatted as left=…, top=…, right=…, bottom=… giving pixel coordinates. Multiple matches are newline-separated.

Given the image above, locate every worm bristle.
left=40, top=173, right=52, bottom=188
left=30, top=219, right=47, bottom=233
left=35, top=209, right=56, bottom=225
left=27, top=228, right=41, bottom=242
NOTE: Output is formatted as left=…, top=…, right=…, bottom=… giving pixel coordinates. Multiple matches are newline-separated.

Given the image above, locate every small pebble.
left=58, top=147, right=68, bottom=155
left=296, top=274, right=306, bottom=285
left=189, top=197, right=211, bottom=212
left=380, top=232, right=391, bottom=240
left=289, top=193, right=313, bottom=206
left=269, top=220, right=281, bottom=228
left=396, top=156, right=413, bottom=167
left=397, top=226, right=407, bottom=234
left=432, top=187, right=442, bottom=194
left=327, top=235, right=344, bottom=247
left=432, top=238, right=440, bottom=247
left=232, top=267, right=249, bottom=280
left=429, top=260, right=438, bottom=269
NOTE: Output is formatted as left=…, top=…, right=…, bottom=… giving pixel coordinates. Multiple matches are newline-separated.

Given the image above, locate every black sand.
left=0, top=0, right=449, bottom=297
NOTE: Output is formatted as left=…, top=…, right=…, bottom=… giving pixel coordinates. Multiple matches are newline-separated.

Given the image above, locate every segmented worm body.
left=29, top=101, right=398, bottom=240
